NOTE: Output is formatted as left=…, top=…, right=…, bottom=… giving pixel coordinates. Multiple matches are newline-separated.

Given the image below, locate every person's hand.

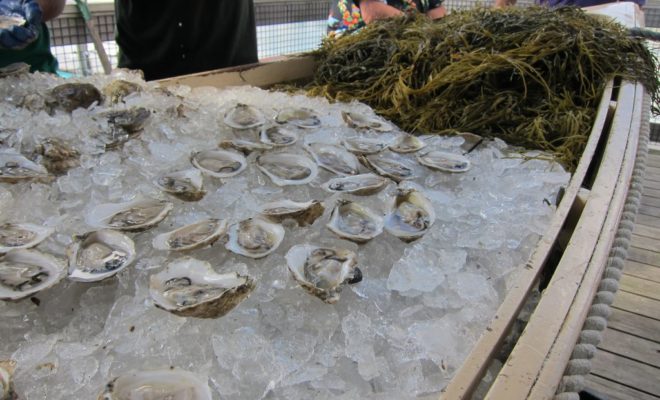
left=0, top=0, right=42, bottom=49
left=359, top=0, right=404, bottom=24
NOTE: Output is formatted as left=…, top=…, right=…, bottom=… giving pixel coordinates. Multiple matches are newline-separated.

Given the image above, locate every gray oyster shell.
left=326, top=200, right=383, bottom=243
left=67, top=230, right=136, bottom=282
left=99, top=368, right=212, bottom=399
left=223, top=103, right=265, bottom=130
left=86, top=198, right=173, bottom=232
left=384, top=188, right=436, bottom=242
left=416, top=150, right=471, bottom=173
left=320, top=173, right=389, bottom=196
left=0, top=249, right=66, bottom=301
left=256, top=152, right=318, bottom=186
left=152, top=219, right=228, bottom=252
left=224, top=217, right=285, bottom=259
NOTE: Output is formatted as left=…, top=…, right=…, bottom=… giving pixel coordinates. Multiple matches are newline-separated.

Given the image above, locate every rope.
left=553, top=91, right=651, bottom=399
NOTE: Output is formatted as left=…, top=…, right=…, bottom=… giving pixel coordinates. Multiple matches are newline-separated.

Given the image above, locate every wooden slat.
left=641, top=194, right=660, bottom=207
left=643, top=166, right=660, bottom=182
left=638, top=204, right=660, bottom=218
left=586, top=374, right=660, bottom=400
left=641, top=187, right=660, bottom=199
left=644, top=180, right=660, bottom=191
left=628, top=246, right=660, bottom=265
left=620, top=274, right=660, bottom=301
left=598, top=328, right=660, bottom=367
left=633, top=223, right=660, bottom=240
left=630, top=234, right=660, bottom=252
left=624, top=260, right=660, bottom=283
left=613, top=290, right=660, bottom=320
left=633, top=215, right=660, bottom=229
left=607, top=308, right=660, bottom=343
left=591, top=350, right=660, bottom=396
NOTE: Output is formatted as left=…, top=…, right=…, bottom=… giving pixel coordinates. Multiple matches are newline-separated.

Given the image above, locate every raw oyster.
left=275, top=107, right=321, bottom=128
left=417, top=150, right=471, bottom=173
left=191, top=149, right=247, bottom=178
left=149, top=257, right=255, bottom=318
left=99, top=368, right=212, bottom=399
left=223, top=103, right=265, bottom=129
left=260, top=199, right=324, bottom=226
left=341, top=111, right=392, bottom=132
left=0, top=223, right=54, bottom=254
left=458, top=132, right=484, bottom=153
left=384, top=188, right=436, bottom=242
left=326, top=200, right=383, bottom=243
left=225, top=217, right=285, bottom=259
left=0, top=249, right=66, bottom=301
left=0, top=149, right=51, bottom=183
left=86, top=198, right=173, bottom=232
left=0, top=62, right=29, bottom=78
left=0, top=360, right=16, bottom=400
left=342, top=136, right=389, bottom=155
left=155, top=168, right=206, bottom=201
left=286, top=244, right=362, bottom=304
left=389, top=134, right=426, bottom=153
left=306, top=142, right=360, bottom=176
left=67, top=230, right=136, bottom=282
left=47, top=83, right=102, bottom=113
left=103, top=79, right=142, bottom=104
left=256, top=152, right=318, bottom=186
left=219, top=138, right=273, bottom=155
left=321, top=173, right=389, bottom=196
left=97, top=107, right=151, bottom=149
left=359, top=151, right=420, bottom=182
left=260, top=126, right=298, bottom=147
left=34, top=137, right=80, bottom=175
left=152, top=219, right=228, bottom=252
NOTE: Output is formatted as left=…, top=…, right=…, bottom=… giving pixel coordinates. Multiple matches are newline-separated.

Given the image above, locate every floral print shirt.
left=327, top=0, right=443, bottom=36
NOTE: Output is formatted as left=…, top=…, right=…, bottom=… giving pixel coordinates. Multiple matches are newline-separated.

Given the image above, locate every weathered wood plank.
left=633, top=223, right=660, bottom=240
left=643, top=166, right=660, bottom=182
left=608, top=308, right=660, bottom=343
left=613, top=290, right=660, bottom=320
left=591, top=350, right=660, bottom=396
left=633, top=214, right=660, bottom=229
left=638, top=204, right=660, bottom=218
left=641, top=194, right=660, bottom=207
left=598, top=327, right=660, bottom=367
left=620, top=274, right=660, bottom=301
left=642, top=187, right=660, bottom=200
left=624, top=260, right=660, bottom=283
left=586, top=374, right=660, bottom=400
left=644, top=180, right=660, bottom=191
left=628, top=246, right=660, bottom=266
left=631, top=234, right=660, bottom=252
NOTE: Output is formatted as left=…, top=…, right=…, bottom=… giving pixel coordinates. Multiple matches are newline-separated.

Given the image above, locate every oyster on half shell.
left=155, top=168, right=206, bottom=201
left=102, top=80, right=142, bottom=104
left=149, top=257, right=255, bottom=318
left=191, top=149, right=247, bottom=179
left=389, top=134, right=426, bottom=153
left=259, top=199, right=324, bottom=227
left=0, top=360, right=16, bottom=400
left=341, top=111, right=392, bottom=132
left=67, top=230, right=136, bottom=282
left=286, top=244, right=362, bottom=304
left=34, top=137, right=80, bottom=175
left=256, top=152, right=318, bottom=186
left=321, top=173, right=389, bottom=196
left=99, top=368, right=212, bottom=400
left=384, top=188, right=436, bottom=242
left=359, top=151, right=419, bottom=183
left=225, top=217, right=285, bottom=259
left=0, top=223, right=54, bottom=254
left=260, top=126, right=298, bottom=147
left=417, top=150, right=471, bottom=173
left=0, top=149, right=51, bottom=184
left=152, top=219, right=228, bottom=252
left=306, top=142, right=360, bottom=176
left=342, top=136, right=390, bottom=155
left=0, top=249, right=66, bottom=301
left=326, top=200, right=383, bottom=243
left=223, top=103, right=265, bottom=130
left=275, top=107, right=321, bottom=129
left=86, top=198, right=173, bottom=232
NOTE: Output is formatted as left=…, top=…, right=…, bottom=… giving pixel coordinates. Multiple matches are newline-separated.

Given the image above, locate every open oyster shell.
left=0, top=360, right=16, bottom=400
left=225, top=217, right=285, bottom=259
left=256, top=152, right=318, bottom=186
left=155, top=168, right=206, bottom=202
left=389, top=134, right=426, bottom=153
left=0, top=223, right=54, bottom=254
left=67, top=230, right=136, bottom=282
left=342, top=136, right=390, bottom=155
left=86, top=198, right=173, bottom=232
left=321, top=173, right=389, bottom=196
left=224, top=103, right=265, bottom=130
left=275, top=107, right=321, bottom=128
left=98, top=368, right=212, bottom=399
left=341, top=111, right=392, bottom=132
left=34, top=137, right=80, bottom=175
left=359, top=152, right=420, bottom=183
left=417, top=150, right=471, bottom=173
left=219, top=138, right=273, bottom=155
left=259, top=200, right=324, bottom=227
left=326, top=200, right=383, bottom=243
left=102, top=80, right=142, bottom=104
left=152, top=219, right=228, bottom=252
left=191, top=149, right=247, bottom=179
left=286, top=244, right=362, bottom=304
left=0, top=149, right=52, bottom=184
left=149, top=257, right=255, bottom=318
left=47, top=83, right=102, bottom=113
left=384, top=188, right=436, bottom=242
left=260, top=126, right=298, bottom=147
left=306, top=142, right=360, bottom=176
left=0, top=249, right=66, bottom=301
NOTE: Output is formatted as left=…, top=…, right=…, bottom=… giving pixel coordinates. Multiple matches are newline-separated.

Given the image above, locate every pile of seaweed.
left=304, top=6, right=659, bottom=171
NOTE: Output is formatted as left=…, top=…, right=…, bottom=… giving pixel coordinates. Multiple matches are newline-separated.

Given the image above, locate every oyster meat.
left=417, top=150, right=471, bottom=173
left=155, top=168, right=206, bottom=202
left=0, top=223, right=54, bottom=254
left=219, top=138, right=273, bottom=155
left=321, top=173, right=389, bottom=196
left=47, top=83, right=102, bottom=113
left=149, top=257, right=255, bottom=318
left=359, top=151, right=420, bottom=182
left=99, top=368, right=212, bottom=399
left=0, top=249, right=66, bottom=301
left=389, top=134, right=426, bottom=153
left=306, top=142, right=360, bottom=176
left=86, top=198, right=173, bottom=232
left=225, top=217, right=285, bottom=259
left=275, top=107, right=321, bottom=129
left=0, top=149, right=51, bottom=183
left=0, top=360, right=16, bottom=400
left=286, top=244, right=362, bottom=304
left=326, top=200, right=383, bottom=243
left=102, top=80, right=142, bottom=104
left=260, top=126, right=298, bottom=147
left=342, top=136, right=390, bottom=155
left=67, top=230, right=136, bottom=282
left=152, top=219, right=228, bottom=252
left=384, top=188, right=436, bottom=242
left=97, top=107, right=151, bottom=149
left=256, top=152, right=318, bottom=186
left=259, top=199, right=324, bottom=227
left=191, top=149, right=247, bottom=178
left=35, top=137, right=80, bottom=175
left=341, top=111, right=392, bottom=132
left=223, top=103, right=265, bottom=129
